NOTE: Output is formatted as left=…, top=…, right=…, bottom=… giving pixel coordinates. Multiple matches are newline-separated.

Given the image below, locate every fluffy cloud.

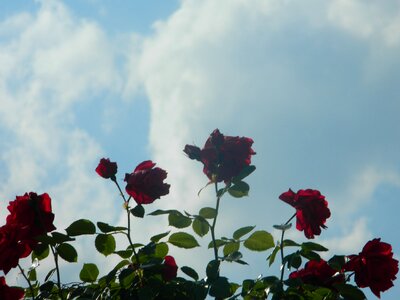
left=0, top=0, right=123, bottom=282
left=127, top=0, right=400, bottom=284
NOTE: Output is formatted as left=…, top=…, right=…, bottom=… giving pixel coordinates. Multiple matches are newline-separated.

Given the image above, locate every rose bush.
left=0, top=129, right=397, bottom=299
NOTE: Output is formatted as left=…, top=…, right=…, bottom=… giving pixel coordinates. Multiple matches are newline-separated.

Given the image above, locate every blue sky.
left=0, top=0, right=399, bottom=298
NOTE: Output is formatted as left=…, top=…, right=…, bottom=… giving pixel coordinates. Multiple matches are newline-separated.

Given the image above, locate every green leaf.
left=301, top=242, right=329, bottom=252
left=192, top=216, right=210, bottom=237
left=300, top=249, right=321, bottom=261
left=198, top=207, right=217, bottom=219
left=273, top=223, right=292, bottom=231
left=282, top=239, right=300, bottom=247
left=228, top=181, right=250, bottom=198
left=56, top=243, right=78, bottom=262
left=114, top=250, right=133, bottom=259
left=232, top=165, right=256, bottom=183
left=225, top=251, right=243, bottom=263
left=168, top=232, right=199, bottom=249
left=181, top=266, right=199, bottom=281
left=206, top=260, right=220, bottom=283
left=32, top=243, right=50, bottom=261
left=95, top=234, right=116, bottom=256
left=334, top=283, right=367, bottom=300
left=154, top=242, right=169, bottom=258
left=233, top=225, right=256, bottom=240
left=168, top=211, right=192, bottom=228
left=119, top=268, right=135, bottom=288
left=97, top=222, right=127, bottom=233
left=79, top=263, right=99, bottom=282
left=289, top=253, right=302, bottom=269
left=51, top=232, right=75, bottom=244
left=28, top=268, right=37, bottom=281
left=209, top=277, right=231, bottom=298
left=148, top=209, right=177, bottom=216
left=44, top=268, right=56, bottom=282
left=150, top=231, right=170, bottom=243
left=268, top=246, right=280, bottom=266
left=208, top=239, right=227, bottom=249
left=223, top=242, right=240, bottom=256
left=130, top=204, right=145, bottom=218
left=243, top=230, right=274, bottom=251
left=328, top=255, right=346, bottom=271
left=65, top=219, right=95, bottom=236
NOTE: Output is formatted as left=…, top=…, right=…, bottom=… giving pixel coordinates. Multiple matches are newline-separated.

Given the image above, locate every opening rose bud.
left=95, top=158, right=118, bottom=180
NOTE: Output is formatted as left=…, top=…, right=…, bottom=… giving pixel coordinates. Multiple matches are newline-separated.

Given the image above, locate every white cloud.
left=0, top=0, right=122, bottom=283
left=125, top=0, right=400, bottom=287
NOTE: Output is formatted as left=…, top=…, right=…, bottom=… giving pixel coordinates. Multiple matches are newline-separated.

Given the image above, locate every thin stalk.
left=126, top=207, right=140, bottom=264
left=279, top=213, right=296, bottom=282
left=210, top=182, right=222, bottom=262
left=113, top=179, right=140, bottom=263
left=50, top=245, right=64, bottom=300
left=18, top=264, right=36, bottom=300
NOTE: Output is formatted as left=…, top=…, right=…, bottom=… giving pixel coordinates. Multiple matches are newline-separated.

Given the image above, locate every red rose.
left=279, top=189, right=330, bottom=239
left=6, top=192, right=56, bottom=246
left=95, top=158, right=118, bottom=180
left=162, top=255, right=178, bottom=281
left=289, top=259, right=344, bottom=288
left=124, top=160, right=170, bottom=205
left=184, top=129, right=256, bottom=182
left=0, top=225, right=31, bottom=274
left=0, top=277, right=24, bottom=300
left=345, top=238, right=399, bottom=298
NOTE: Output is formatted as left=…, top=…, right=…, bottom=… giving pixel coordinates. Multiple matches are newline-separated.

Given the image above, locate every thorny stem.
left=18, top=264, right=36, bottom=300
left=50, top=245, right=64, bottom=300
left=279, top=213, right=296, bottom=282
left=210, top=182, right=222, bottom=262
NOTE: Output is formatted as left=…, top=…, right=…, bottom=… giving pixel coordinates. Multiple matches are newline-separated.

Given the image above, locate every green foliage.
left=95, top=234, right=116, bottom=256
left=79, top=263, right=99, bottom=282
left=65, top=219, right=96, bottom=236
left=243, top=230, right=274, bottom=251
left=168, top=232, right=200, bottom=249
left=56, top=243, right=78, bottom=262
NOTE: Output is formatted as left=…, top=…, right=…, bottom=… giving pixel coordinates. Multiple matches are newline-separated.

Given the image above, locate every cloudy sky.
left=1, top=0, right=399, bottom=298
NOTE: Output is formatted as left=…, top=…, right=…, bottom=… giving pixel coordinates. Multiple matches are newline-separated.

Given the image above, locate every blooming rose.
left=279, top=189, right=330, bottom=239
left=95, top=158, right=118, bottom=180
left=345, top=238, right=399, bottom=298
left=0, top=277, right=24, bottom=300
left=6, top=192, right=56, bottom=246
left=289, top=259, right=344, bottom=288
left=124, top=160, right=170, bottom=205
left=162, top=256, right=178, bottom=281
left=0, top=225, right=31, bottom=274
left=184, top=129, right=255, bottom=182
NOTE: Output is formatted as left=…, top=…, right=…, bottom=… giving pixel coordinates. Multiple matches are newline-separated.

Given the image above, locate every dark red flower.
left=95, top=158, right=118, bottom=180
left=0, top=276, right=24, bottom=300
left=345, top=238, right=398, bottom=298
left=184, top=129, right=256, bottom=183
left=162, top=255, right=178, bottom=281
left=6, top=192, right=56, bottom=247
left=124, top=160, right=170, bottom=205
left=279, top=189, right=330, bottom=239
left=289, top=259, right=344, bottom=288
left=0, top=225, right=31, bottom=274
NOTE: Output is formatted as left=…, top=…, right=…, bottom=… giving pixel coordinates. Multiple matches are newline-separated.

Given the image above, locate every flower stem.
left=210, top=182, right=222, bottom=262
left=113, top=179, right=128, bottom=203
left=113, top=179, right=140, bottom=263
left=50, top=245, right=64, bottom=300
left=126, top=207, right=140, bottom=264
left=279, top=213, right=296, bottom=282
left=17, top=264, right=36, bottom=300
